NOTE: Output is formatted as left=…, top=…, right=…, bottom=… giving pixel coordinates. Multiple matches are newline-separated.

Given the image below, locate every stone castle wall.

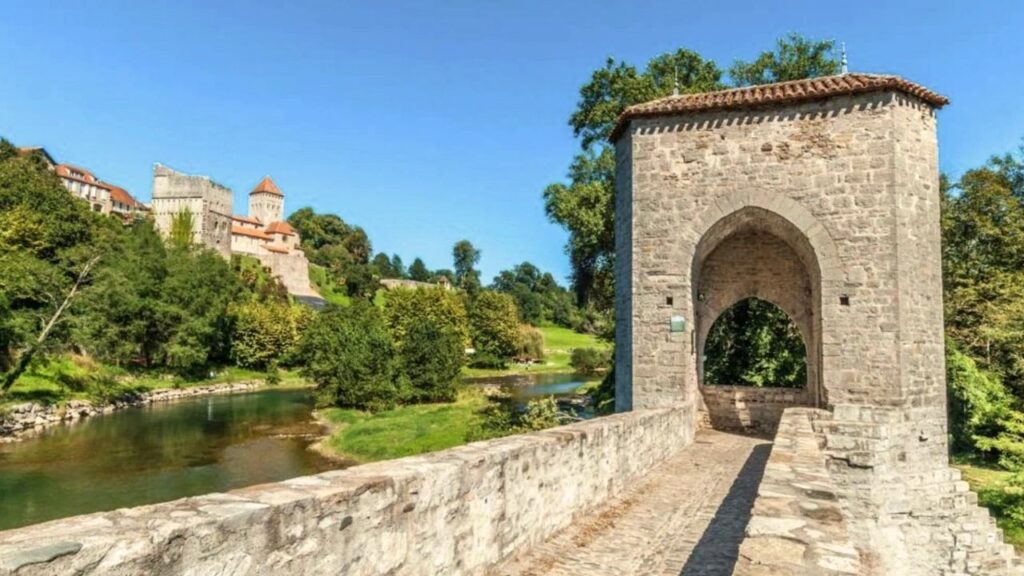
left=258, top=250, right=319, bottom=298
left=151, top=164, right=233, bottom=258
left=0, top=407, right=694, bottom=576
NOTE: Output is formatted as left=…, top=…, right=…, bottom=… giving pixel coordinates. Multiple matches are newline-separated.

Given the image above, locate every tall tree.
left=408, top=257, right=430, bottom=282
left=728, top=33, right=840, bottom=87
left=390, top=254, right=406, bottom=279
left=452, top=240, right=481, bottom=293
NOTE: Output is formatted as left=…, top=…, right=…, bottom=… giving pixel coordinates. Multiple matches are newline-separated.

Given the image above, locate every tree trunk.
left=0, top=256, right=100, bottom=394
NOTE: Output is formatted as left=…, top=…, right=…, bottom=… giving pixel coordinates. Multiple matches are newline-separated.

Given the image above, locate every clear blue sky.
left=2, top=1, right=1022, bottom=283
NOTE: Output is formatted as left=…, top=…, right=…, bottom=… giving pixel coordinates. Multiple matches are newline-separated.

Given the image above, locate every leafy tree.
left=947, top=339, right=1013, bottom=456
left=396, top=317, right=464, bottom=403
left=703, top=298, right=807, bottom=388
left=492, top=261, right=580, bottom=327
left=729, top=33, right=840, bottom=87
left=343, top=227, right=372, bottom=265
left=343, top=262, right=380, bottom=300
left=287, top=207, right=352, bottom=251
left=297, top=302, right=398, bottom=411
left=466, top=290, right=520, bottom=361
left=409, top=257, right=431, bottom=282
left=383, top=287, right=469, bottom=351
left=390, top=254, right=406, bottom=279
left=231, top=300, right=301, bottom=370
left=452, top=240, right=481, bottom=292
left=168, top=209, right=195, bottom=249
left=372, top=252, right=397, bottom=278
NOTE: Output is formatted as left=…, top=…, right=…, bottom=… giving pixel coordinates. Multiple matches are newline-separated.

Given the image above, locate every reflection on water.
left=0, top=374, right=600, bottom=532
left=0, top=389, right=336, bottom=531
left=463, top=372, right=600, bottom=417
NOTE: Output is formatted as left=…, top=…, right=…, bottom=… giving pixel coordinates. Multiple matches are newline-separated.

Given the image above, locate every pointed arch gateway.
left=691, top=205, right=824, bottom=435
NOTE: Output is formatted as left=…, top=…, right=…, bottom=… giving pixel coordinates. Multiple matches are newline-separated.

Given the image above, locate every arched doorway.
left=692, top=207, right=821, bottom=435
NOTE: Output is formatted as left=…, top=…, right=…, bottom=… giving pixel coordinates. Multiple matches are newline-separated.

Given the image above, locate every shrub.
left=516, top=325, right=545, bottom=361
left=570, top=347, right=611, bottom=375
left=296, top=302, right=398, bottom=411
left=469, top=394, right=567, bottom=441
left=468, top=352, right=507, bottom=370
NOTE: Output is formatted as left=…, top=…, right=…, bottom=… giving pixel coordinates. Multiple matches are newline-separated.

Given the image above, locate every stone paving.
left=492, top=430, right=770, bottom=576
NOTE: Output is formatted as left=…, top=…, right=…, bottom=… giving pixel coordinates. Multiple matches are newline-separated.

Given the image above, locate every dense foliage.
left=298, top=302, right=399, bottom=411
left=466, top=291, right=520, bottom=363
left=703, top=298, right=807, bottom=388
left=491, top=262, right=580, bottom=328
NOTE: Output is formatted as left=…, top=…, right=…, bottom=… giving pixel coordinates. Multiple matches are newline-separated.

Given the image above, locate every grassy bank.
left=953, top=459, right=1024, bottom=550
left=317, top=388, right=489, bottom=462
left=462, top=325, right=609, bottom=378
left=2, top=354, right=307, bottom=408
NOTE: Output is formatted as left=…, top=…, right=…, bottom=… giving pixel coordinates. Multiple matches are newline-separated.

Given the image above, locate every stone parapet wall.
left=0, top=406, right=695, bottom=576
left=699, top=385, right=811, bottom=436
left=734, top=407, right=862, bottom=575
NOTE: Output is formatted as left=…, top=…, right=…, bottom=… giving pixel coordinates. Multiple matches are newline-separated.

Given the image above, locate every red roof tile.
left=610, top=73, right=949, bottom=141
left=232, top=226, right=272, bottom=240
left=266, top=221, right=296, bottom=236
left=250, top=175, right=283, bottom=196
left=262, top=244, right=290, bottom=254
left=231, top=214, right=262, bottom=225
left=56, top=163, right=107, bottom=187
left=106, top=184, right=138, bottom=207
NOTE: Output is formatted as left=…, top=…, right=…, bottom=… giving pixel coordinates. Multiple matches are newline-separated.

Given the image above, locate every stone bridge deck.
left=492, top=430, right=770, bottom=576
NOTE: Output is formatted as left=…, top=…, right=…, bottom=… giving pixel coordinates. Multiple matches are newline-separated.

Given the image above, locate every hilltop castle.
left=151, top=164, right=319, bottom=298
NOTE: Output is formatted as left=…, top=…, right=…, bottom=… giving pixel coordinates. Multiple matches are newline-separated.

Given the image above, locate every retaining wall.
left=0, top=406, right=694, bottom=576
left=700, top=385, right=811, bottom=437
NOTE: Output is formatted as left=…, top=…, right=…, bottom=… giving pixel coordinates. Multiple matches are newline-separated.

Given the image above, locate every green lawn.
left=953, top=459, right=1024, bottom=550
left=2, top=355, right=306, bottom=408
left=318, top=388, right=489, bottom=462
left=462, top=325, right=610, bottom=378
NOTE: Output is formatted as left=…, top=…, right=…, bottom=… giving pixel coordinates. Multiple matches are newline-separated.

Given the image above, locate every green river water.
left=0, top=374, right=595, bottom=532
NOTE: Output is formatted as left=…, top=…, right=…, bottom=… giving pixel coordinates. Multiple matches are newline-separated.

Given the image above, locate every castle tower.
left=249, top=176, right=284, bottom=225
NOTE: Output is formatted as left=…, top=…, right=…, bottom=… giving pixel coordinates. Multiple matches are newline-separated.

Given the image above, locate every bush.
left=947, top=339, right=1013, bottom=456
left=468, top=352, right=507, bottom=370
left=516, top=325, right=545, bottom=361
left=570, top=347, right=611, bottom=375
left=469, top=394, right=567, bottom=441
left=297, top=302, right=398, bottom=411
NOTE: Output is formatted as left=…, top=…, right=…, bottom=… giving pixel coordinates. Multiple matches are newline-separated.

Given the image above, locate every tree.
left=703, top=298, right=807, bottom=388
left=343, top=262, right=380, bottom=300
left=231, top=300, right=301, bottom=370
left=492, top=262, right=580, bottom=327
left=390, top=254, right=406, bottom=279
left=372, top=253, right=397, bottom=278
left=466, top=291, right=520, bottom=361
left=452, top=240, right=481, bottom=293
left=383, top=287, right=469, bottom=352
left=2, top=256, right=99, bottom=393
left=409, top=257, right=431, bottom=282
left=343, top=227, right=372, bottom=265
left=168, top=209, right=195, bottom=249
left=729, top=33, right=840, bottom=87
left=297, top=302, right=398, bottom=411
left=396, top=317, right=464, bottom=403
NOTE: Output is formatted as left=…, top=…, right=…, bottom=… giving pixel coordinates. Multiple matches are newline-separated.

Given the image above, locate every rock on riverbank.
left=0, top=381, right=263, bottom=443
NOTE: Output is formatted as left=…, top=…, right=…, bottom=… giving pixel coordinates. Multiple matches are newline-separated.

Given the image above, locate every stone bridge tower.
left=613, top=75, right=986, bottom=571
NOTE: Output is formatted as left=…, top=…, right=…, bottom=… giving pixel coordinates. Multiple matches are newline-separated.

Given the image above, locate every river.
left=0, top=373, right=597, bottom=531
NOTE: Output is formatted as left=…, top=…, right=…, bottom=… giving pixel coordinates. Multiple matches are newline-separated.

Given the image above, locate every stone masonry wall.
left=0, top=407, right=694, bottom=576
left=699, top=386, right=811, bottom=437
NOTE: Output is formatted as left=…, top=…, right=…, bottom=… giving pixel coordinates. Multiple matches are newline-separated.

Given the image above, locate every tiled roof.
left=266, top=221, right=296, bottom=236
left=106, top=184, right=138, bottom=207
left=610, top=73, right=949, bottom=141
left=231, top=214, right=262, bottom=225
left=56, top=163, right=107, bottom=187
left=250, top=175, right=283, bottom=196
left=262, top=244, right=290, bottom=254
left=231, top=226, right=272, bottom=240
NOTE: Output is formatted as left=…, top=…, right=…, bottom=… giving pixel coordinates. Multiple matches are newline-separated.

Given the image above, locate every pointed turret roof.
left=250, top=175, right=283, bottom=196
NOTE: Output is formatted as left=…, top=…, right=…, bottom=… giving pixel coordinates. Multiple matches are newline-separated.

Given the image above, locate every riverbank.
left=461, top=325, right=609, bottom=378
left=0, top=375, right=311, bottom=444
